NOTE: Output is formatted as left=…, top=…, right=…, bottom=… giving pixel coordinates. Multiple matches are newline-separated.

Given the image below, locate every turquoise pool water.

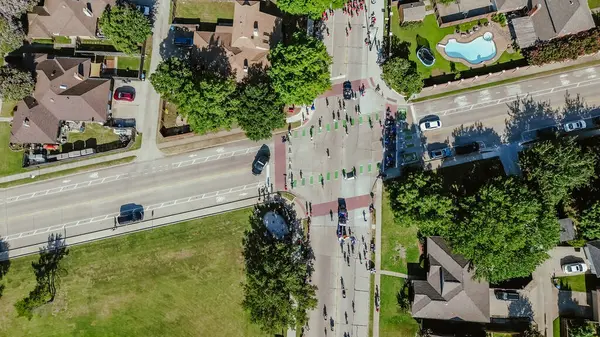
left=442, top=32, right=497, bottom=64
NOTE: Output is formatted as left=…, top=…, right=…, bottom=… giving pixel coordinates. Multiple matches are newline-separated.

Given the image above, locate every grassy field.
left=556, top=274, right=598, bottom=292
left=589, top=0, right=600, bottom=9
left=67, top=123, right=121, bottom=146
left=0, top=123, right=26, bottom=177
left=379, top=276, right=419, bottom=337
left=1, top=100, right=16, bottom=117
left=175, top=0, right=234, bottom=22
left=0, top=209, right=268, bottom=337
left=390, top=13, right=523, bottom=79
left=143, top=36, right=153, bottom=74
left=553, top=317, right=561, bottom=337
left=53, top=36, right=71, bottom=44
left=380, top=189, right=420, bottom=274
left=117, top=56, right=141, bottom=71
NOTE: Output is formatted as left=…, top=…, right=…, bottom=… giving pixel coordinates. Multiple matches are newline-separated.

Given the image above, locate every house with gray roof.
left=411, top=237, right=490, bottom=323
left=509, top=0, right=595, bottom=48
left=398, top=1, right=427, bottom=22
left=584, top=241, right=600, bottom=278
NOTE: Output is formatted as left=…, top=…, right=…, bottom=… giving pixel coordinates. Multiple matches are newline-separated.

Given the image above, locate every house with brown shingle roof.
left=185, top=0, right=282, bottom=81
left=10, top=55, right=111, bottom=145
left=412, top=237, right=490, bottom=323
left=27, top=0, right=115, bottom=39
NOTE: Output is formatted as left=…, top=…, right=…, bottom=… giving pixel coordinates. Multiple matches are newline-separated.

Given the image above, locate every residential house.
left=412, top=236, right=490, bottom=323
left=398, top=1, right=427, bottom=22
left=10, top=55, right=111, bottom=145
left=559, top=218, right=576, bottom=243
left=434, top=0, right=495, bottom=26
left=27, top=0, right=116, bottom=39
left=509, top=0, right=595, bottom=48
left=584, top=241, right=600, bottom=278
left=178, top=0, right=282, bottom=81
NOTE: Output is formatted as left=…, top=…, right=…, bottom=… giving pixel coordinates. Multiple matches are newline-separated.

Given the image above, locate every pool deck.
left=436, top=23, right=510, bottom=68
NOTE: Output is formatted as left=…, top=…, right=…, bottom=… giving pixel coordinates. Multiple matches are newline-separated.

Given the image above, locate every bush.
left=525, top=28, right=600, bottom=66
left=491, top=13, right=506, bottom=26
left=400, top=21, right=424, bottom=29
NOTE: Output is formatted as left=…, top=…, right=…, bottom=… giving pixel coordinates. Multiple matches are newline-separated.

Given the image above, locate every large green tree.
left=99, top=4, right=151, bottom=54
left=579, top=201, right=600, bottom=240
left=381, top=57, right=423, bottom=97
left=388, top=170, right=455, bottom=236
left=242, top=199, right=317, bottom=333
left=0, top=16, right=24, bottom=54
left=237, top=74, right=286, bottom=141
left=276, top=0, right=344, bottom=17
left=149, top=57, right=194, bottom=102
left=0, top=66, right=34, bottom=101
left=268, top=33, right=332, bottom=105
left=450, top=178, right=559, bottom=283
left=520, top=137, right=596, bottom=206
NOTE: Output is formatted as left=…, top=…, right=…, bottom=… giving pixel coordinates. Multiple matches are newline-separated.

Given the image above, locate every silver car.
left=420, top=120, right=442, bottom=131
left=564, top=120, right=586, bottom=132
left=562, top=262, right=588, bottom=274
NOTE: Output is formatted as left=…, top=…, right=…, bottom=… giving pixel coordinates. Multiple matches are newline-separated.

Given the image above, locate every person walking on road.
left=326, top=148, right=330, bottom=158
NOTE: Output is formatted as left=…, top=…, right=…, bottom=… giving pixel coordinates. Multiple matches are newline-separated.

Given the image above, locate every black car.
left=252, top=144, right=270, bottom=175
left=494, top=290, right=520, bottom=301
left=343, top=81, right=353, bottom=100
left=536, top=125, right=560, bottom=139
left=454, top=142, right=481, bottom=155
left=117, top=203, right=144, bottom=225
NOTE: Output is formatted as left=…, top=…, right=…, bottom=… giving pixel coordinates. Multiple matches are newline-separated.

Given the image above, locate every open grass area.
left=53, top=36, right=71, bottom=44
left=380, top=188, right=420, bottom=274
left=175, top=0, right=235, bottom=22
left=0, top=123, right=26, bottom=177
left=379, top=276, right=419, bottom=337
left=117, top=56, right=141, bottom=71
left=143, top=36, right=153, bottom=74
left=390, top=13, right=523, bottom=79
left=0, top=208, right=268, bottom=337
left=1, top=100, right=16, bottom=117
left=590, top=0, right=600, bottom=9
left=556, top=274, right=598, bottom=292
left=67, top=123, right=121, bottom=146
left=30, top=38, right=53, bottom=45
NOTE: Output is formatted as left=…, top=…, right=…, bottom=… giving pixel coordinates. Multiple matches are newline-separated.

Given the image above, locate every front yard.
left=381, top=189, right=420, bottom=274
left=379, top=276, right=419, bottom=337
left=67, top=123, right=121, bottom=147
left=175, top=0, right=234, bottom=22
left=556, top=274, right=599, bottom=292
left=0, top=123, right=26, bottom=177
left=390, top=12, right=524, bottom=79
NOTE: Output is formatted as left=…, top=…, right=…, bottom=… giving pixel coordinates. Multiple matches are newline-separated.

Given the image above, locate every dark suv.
left=454, top=142, right=483, bottom=155
left=252, top=144, right=270, bottom=176
left=343, top=81, right=353, bottom=100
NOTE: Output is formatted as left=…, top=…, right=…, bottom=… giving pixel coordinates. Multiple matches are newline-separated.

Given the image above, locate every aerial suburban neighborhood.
left=2, top=0, right=600, bottom=336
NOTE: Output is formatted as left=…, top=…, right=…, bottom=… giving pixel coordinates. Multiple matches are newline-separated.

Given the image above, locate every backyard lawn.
left=556, top=274, right=598, bottom=292
left=0, top=209, right=268, bottom=337
left=381, top=188, right=420, bottom=274
left=1, top=100, right=16, bottom=117
left=117, top=56, right=141, bottom=71
left=0, top=123, right=26, bottom=177
left=379, top=276, right=419, bottom=337
left=590, top=0, right=600, bottom=9
left=390, top=12, right=523, bottom=79
left=67, top=123, right=121, bottom=146
left=175, top=0, right=234, bottom=22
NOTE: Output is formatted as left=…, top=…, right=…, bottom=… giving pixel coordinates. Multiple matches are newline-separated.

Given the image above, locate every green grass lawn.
left=53, top=36, right=71, bottom=44
left=0, top=209, right=268, bottom=337
left=553, top=317, right=561, bottom=337
left=30, top=38, right=53, bottom=45
left=556, top=274, right=598, bottom=292
left=380, top=189, right=420, bottom=274
left=143, top=36, right=153, bottom=74
left=67, top=123, right=121, bottom=146
left=117, top=56, right=141, bottom=71
left=390, top=13, right=523, bottom=79
left=379, top=276, right=419, bottom=337
left=175, top=0, right=234, bottom=22
left=1, top=100, right=17, bottom=117
left=589, top=0, right=600, bottom=9
left=0, top=123, right=26, bottom=177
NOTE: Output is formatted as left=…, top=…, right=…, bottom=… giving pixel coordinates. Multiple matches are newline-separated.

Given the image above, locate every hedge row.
left=525, top=28, right=600, bottom=66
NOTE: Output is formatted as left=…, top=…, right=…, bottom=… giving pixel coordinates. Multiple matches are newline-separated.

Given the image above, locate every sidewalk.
left=372, top=178, right=383, bottom=337
left=415, top=52, right=600, bottom=99
left=0, top=150, right=138, bottom=184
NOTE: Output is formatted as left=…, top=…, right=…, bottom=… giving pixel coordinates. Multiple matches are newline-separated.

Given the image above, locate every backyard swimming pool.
left=440, top=32, right=497, bottom=65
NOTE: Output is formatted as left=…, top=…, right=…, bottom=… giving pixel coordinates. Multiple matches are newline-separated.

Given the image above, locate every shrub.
left=491, top=13, right=507, bottom=26
left=525, top=28, right=600, bottom=65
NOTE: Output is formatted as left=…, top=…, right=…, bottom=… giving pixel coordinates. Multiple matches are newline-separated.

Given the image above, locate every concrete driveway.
left=111, top=79, right=148, bottom=122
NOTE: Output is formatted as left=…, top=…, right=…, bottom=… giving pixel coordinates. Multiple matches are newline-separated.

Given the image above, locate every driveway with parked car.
left=111, top=79, right=147, bottom=122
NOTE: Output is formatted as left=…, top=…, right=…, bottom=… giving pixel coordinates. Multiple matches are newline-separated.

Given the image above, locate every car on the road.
left=419, top=120, right=442, bottom=131
left=454, top=141, right=484, bottom=155
left=252, top=144, right=270, bottom=175
left=562, top=262, right=588, bottom=274
left=113, top=90, right=135, bottom=102
left=117, top=203, right=144, bottom=225
left=343, top=81, right=353, bottom=100
left=429, top=147, right=452, bottom=160
left=494, top=290, right=520, bottom=301
left=136, top=4, right=151, bottom=16
left=564, top=120, right=587, bottom=132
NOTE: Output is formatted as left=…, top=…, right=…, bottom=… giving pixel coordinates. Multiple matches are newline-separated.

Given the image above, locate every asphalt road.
left=0, top=140, right=269, bottom=250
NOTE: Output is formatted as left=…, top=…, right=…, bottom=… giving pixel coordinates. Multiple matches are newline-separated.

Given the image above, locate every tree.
left=98, top=4, right=151, bottom=54
left=275, top=0, right=344, bottom=17
left=381, top=57, right=423, bottom=97
left=0, top=0, right=37, bottom=17
left=449, top=178, right=559, bottom=283
left=268, top=33, right=332, bottom=105
left=242, top=197, right=317, bottom=333
left=0, top=66, right=34, bottom=101
left=237, top=72, right=286, bottom=141
left=570, top=323, right=597, bottom=337
left=522, top=325, right=544, bottom=337
left=150, top=57, right=194, bottom=102
left=579, top=201, right=600, bottom=240
left=520, top=137, right=596, bottom=206
left=0, top=16, right=24, bottom=54
left=387, top=170, right=455, bottom=236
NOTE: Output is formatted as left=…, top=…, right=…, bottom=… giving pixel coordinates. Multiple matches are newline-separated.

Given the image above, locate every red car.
left=113, top=90, right=135, bottom=102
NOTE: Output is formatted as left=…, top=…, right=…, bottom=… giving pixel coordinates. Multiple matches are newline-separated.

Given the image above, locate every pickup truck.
left=117, top=204, right=144, bottom=225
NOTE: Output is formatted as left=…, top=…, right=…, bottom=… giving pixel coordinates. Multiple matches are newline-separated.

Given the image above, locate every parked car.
left=429, top=147, right=452, bottom=160
left=136, top=4, right=151, bottom=16
left=564, top=120, right=586, bottom=132
left=343, top=81, right=353, bottom=100
left=454, top=141, right=483, bottom=155
left=419, top=120, right=442, bottom=131
left=252, top=144, right=270, bottom=175
left=536, top=125, right=560, bottom=139
left=562, top=262, right=588, bottom=274
left=113, top=90, right=135, bottom=102
left=494, top=290, right=520, bottom=301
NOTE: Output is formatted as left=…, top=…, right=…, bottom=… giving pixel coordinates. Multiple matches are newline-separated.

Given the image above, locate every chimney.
left=528, top=3, right=541, bottom=16
left=23, top=117, right=30, bottom=127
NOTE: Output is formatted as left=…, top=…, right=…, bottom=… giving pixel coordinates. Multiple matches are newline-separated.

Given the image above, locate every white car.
left=562, top=262, right=588, bottom=274
left=136, top=4, right=151, bottom=16
left=564, top=120, right=586, bottom=132
left=420, top=120, right=442, bottom=131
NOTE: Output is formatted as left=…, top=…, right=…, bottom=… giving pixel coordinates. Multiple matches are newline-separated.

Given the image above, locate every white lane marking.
left=506, top=84, right=522, bottom=96
left=1, top=146, right=262, bottom=205
left=62, top=180, right=71, bottom=183
left=453, top=95, right=469, bottom=107
left=3, top=182, right=262, bottom=241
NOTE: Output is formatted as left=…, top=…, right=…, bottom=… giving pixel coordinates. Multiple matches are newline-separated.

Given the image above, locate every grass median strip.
left=0, top=156, right=136, bottom=189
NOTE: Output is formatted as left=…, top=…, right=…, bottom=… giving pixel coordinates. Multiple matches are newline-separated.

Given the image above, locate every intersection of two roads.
left=3, top=1, right=600, bottom=336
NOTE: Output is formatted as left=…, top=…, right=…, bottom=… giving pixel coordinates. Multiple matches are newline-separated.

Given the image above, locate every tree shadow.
left=507, top=295, right=534, bottom=319
left=32, top=233, right=69, bottom=302
left=0, top=239, right=10, bottom=298
left=561, top=92, right=597, bottom=122
left=396, top=279, right=412, bottom=311
left=452, top=121, right=502, bottom=147
left=504, top=95, right=561, bottom=144
left=388, top=36, right=411, bottom=59
left=415, top=34, right=430, bottom=50
left=190, top=35, right=233, bottom=79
